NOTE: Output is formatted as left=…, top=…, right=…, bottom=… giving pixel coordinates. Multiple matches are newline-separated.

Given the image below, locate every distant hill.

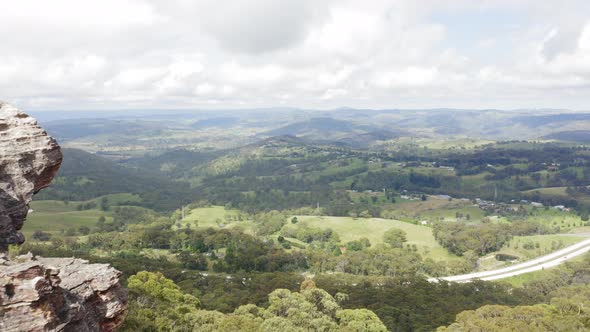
left=190, top=117, right=239, bottom=129
left=44, top=118, right=163, bottom=141
left=39, top=109, right=590, bottom=155
left=125, top=149, right=220, bottom=178
left=336, top=130, right=406, bottom=148
left=255, top=135, right=308, bottom=146
left=259, top=117, right=408, bottom=148
left=513, top=113, right=590, bottom=128
left=263, top=117, right=358, bottom=136
left=36, top=148, right=193, bottom=211
left=544, top=131, right=590, bottom=143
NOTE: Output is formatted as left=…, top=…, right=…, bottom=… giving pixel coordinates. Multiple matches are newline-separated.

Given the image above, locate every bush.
left=32, top=230, right=51, bottom=241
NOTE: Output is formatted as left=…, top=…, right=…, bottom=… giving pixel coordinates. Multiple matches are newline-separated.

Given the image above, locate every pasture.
left=291, top=215, right=459, bottom=261
left=23, top=200, right=109, bottom=237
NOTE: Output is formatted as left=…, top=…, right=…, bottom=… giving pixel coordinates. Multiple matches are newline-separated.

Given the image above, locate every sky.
left=1, top=0, right=590, bottom=111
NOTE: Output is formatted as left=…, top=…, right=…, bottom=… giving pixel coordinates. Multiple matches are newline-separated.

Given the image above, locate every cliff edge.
left=0, top=102, right=128, bottom=331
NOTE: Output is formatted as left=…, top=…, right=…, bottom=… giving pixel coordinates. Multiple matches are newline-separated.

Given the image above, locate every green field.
left=179, top=206, right=256, bottom=231
left=290, top=215, right=458, bottom=261
left=23, top=200, right=110, bottom=237
left=500, top=234, right=584, bottom=260
left=181, top=206, right=459, bottom=261
left=22, top=193, right=142, bottom=238
left=88, top=193, right=142, bottom=205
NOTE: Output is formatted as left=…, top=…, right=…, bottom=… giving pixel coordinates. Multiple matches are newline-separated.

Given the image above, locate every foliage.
left=438, top=285, right=590, bottom=331
left=433, top=222, right=515, bottom=256
left=123, top=272, right=386, bottom=332
left=383, top=228, right=407, bottom=248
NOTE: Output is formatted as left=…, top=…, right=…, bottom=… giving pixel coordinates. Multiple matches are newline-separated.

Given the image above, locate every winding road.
left=429, top=237, right=590, bottom=283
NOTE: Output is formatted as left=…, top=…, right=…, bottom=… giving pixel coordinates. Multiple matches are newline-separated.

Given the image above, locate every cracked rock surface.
left=0, top=103, right=128, bottom=331
left=0, top=255, right=128, bottom=332
left=0, top=102, right=62, bottom=250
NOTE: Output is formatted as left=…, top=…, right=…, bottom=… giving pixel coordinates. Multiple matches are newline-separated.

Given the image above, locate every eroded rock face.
left=0, top=102, right=62, bottom=250
left=0, top=103, right=128, bottom=331
left=0, top=255, right=128, bottom=332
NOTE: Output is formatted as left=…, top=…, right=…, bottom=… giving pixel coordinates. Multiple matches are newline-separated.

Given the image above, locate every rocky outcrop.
left=0, top=102, right=127, bottom=331
left=0, top=255, right=128, bottom=332
left=0, top=102, right=62, bottom=250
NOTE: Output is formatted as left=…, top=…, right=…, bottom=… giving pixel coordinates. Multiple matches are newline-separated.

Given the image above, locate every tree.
left=178, top=251, right=208, bottom=270
left=32, top=230, right=51, bottom=241
left=97, top=215, right=106, bottom=224
left=100, top=196, right=109, bottom=211
left=291, top=216, right=299, bottom=224
left=65, top=228, right=77, bottom=236
left=337, top=309, right=387, bottom=332
left=123, top=273, right=387, bottom=332
left=78, top=226, right=90, bottom=235
left=383, top=228, right=407, bottom=248
left=123, top=271, right=201, bottom=331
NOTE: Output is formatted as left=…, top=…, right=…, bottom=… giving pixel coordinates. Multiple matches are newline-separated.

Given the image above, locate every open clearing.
left=23, top=200, right=110, bottom=237
left=293, top=215, right=458, bottom=261
left=179, top=206, right=256, bottom=231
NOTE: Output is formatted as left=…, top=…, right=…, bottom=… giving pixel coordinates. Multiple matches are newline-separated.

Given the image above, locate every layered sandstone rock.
left=0, top=102, right=62, bottom=250
left=0, top=103, right=127, bottom=331
left=0, top=255, right=128, bottom=332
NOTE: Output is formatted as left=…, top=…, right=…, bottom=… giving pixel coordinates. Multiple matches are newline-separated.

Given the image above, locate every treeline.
left=432, top=220, right=554, bottom=256
left=122, top=271, right=388, bottom=332
left=352, top=171, right=444, bottom=192
left=439, top=255, right=590, bottom=331
left=35, top=148, right=194, bottom=211
left=38, top=142, right=589, bottom=215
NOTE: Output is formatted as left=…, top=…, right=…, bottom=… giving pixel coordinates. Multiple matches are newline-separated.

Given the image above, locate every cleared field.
left=293, top=215, right=459, bottom=261
left=525, top=208, right=586, bottom=230
left=522, top=187, right=590, bottom=206
left=499, top=234, right=584, bottom=260
left=23, top=200, right=110, bottom=237
left=378, top=196, right=485, bottom=222
left=180, top=207, right=459, bottom=261
left=88, top=193, right=142, bottom=205
left=179, top=206, right=255, bottom=231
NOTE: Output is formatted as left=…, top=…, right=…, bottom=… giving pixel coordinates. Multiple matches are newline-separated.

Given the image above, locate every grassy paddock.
left=292, top=215, right=458, bottom=261
left=179, top=206, right=255, bottom=232
left=23, top=200, right=110, bottom=237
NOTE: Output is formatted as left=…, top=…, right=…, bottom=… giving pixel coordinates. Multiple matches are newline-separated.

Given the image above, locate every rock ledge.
left=0, top=102, right=128, bottom=331
left=0, top=254, right=128, bottom=332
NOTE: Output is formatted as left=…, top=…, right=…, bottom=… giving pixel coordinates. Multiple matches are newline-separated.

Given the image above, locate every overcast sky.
left=1, top=0, right=590, bottom=111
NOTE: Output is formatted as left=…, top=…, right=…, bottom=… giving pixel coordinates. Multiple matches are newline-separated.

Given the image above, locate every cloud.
left=194, top=0, right=327, bottom=54
left=0, top=0, right=589, bottom=110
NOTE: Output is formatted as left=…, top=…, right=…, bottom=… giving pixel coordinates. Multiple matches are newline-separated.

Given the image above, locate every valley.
left=16, top=108, right=590, bottom=331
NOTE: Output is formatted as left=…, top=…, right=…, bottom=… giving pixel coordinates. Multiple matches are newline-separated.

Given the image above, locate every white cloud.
left=374, top=67, right=439, bottom=88
left=321, top=88, right=347, bottom=100
left=0, top=0, right=590, bottom=110
left=578, top=23, right=590, bottom=50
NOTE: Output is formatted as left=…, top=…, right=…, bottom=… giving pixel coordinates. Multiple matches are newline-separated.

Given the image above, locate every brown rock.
left=0, top=103, right=128, bottom=331
left=0, top=256, right=128, bottom=332
left=0, top=102, right=62, bottom=250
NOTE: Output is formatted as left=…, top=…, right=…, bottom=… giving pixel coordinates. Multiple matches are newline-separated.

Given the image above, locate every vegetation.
left=122, top=271, right=387, bottom=332
left=438, top=285, right=590, bottom=331
left=27, top=115, right=590, bottom=331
